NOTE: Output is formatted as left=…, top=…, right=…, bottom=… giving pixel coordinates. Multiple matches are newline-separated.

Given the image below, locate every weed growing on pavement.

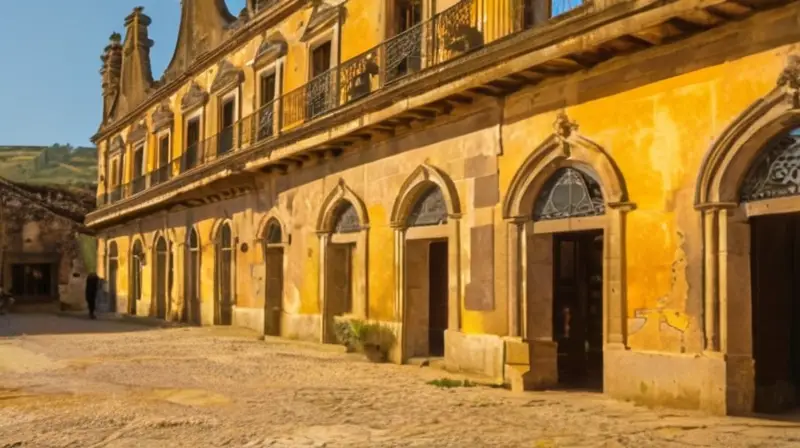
left=427, top=378, right=477, bottom=389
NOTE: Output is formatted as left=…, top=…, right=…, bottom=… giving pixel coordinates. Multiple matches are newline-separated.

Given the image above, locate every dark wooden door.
left=752, top=214, right=800, bottom=413
left=325, top=243, right=353, bottom=343
left=553, top=231, right=603, bottom=388
left=218, top=99, right=235, bottom=154
left=428, top=241, right=449, bottom=357
left=264, top=248, right=284, bottom=337
left=186, top=244, right=201, bottom=325
left=155, top=240, right=168, bottom=319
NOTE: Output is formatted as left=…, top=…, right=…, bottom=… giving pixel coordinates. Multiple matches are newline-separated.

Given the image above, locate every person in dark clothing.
left=85, top=273, right=99, bottom=319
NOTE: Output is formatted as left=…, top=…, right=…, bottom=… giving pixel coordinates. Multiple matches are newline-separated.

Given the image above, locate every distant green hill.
left=0, top=144, right=97, bottom=186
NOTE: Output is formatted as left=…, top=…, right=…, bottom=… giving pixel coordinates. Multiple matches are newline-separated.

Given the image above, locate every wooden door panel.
left=265, top=249, right=283, bottom=337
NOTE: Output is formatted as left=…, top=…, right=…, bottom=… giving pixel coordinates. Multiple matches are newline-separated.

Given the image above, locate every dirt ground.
left=1, top=315, right=800, bottom=447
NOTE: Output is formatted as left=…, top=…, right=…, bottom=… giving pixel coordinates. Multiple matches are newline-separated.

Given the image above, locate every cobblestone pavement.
left=1, top=314, right=800, bottom=447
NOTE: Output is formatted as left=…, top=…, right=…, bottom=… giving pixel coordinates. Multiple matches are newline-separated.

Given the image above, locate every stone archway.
left=694, top=55, right=800, bottom=414
left=317, top=180, right=370, bottom=344
left=502, top=112, right=632, bottom=390
left=391, top=164, right=462, bottom=363
left=257, top=212, right=290, bottom=337
left=213, top=221, right=235, bottom=326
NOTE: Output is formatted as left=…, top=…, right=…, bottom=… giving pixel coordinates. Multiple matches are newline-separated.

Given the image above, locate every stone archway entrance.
left=130, top=240, right=143, bottom=316
left=317, top=180, right=370, bottom=345
left=107, top=242, right=119, bottom=313
left=502, top=113, right=631, bottom=394
left=262, top=218, right=286, bottom=337
left=741, top=128, right=800, bottom=413
left=527, top=167, right=607, bottom=390
left=403, top=185, right=450, bottom=359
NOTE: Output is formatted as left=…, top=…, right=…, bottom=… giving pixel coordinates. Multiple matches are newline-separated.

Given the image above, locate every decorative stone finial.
left=553, top=111, right=578, bottom=156
left=778, top=54, right=800, bottom=108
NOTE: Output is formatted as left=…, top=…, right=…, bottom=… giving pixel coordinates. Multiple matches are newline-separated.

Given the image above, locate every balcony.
left=91, top=0, right=771, bottom=214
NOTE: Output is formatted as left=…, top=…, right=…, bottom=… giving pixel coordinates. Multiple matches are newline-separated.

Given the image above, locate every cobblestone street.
left=0, top=315, right=799, bottom=447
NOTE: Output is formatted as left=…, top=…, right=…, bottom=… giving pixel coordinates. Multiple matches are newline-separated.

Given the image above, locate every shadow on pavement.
left=0, top=313, right=162, bottom=337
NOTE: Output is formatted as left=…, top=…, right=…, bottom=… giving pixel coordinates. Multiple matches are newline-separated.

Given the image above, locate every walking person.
left=85, top=273, right=99, bottom=319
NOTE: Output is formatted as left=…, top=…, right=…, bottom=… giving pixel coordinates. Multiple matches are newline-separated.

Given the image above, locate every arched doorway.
left=531, top=166, right=606, bottom=389
left=742, top=128, right=800, bottom=413
left=130, top=239, right=144, bottom=316
left=215, top=222, right=234, bottom=326
left=185, top=228, right=201, bottom=325
left=694, top=63, right=800, bottom=414
left=263, top=218, right=286, bottom=337
left=317, top=180, right=370, bottom=344
left=153, top=236, right=169, bottom=319
left=391, top=164, right=461, bottom=363
left=502, top=112, right=630, bottom=392
left=107, top=241, right=118, bottom=313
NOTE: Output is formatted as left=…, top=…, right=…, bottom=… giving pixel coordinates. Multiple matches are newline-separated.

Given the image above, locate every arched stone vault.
left=501, top=112, right=633, bottom=350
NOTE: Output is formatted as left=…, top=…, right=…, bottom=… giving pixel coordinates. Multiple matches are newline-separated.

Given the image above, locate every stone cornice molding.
left=128, top=120, right=149, bottom=144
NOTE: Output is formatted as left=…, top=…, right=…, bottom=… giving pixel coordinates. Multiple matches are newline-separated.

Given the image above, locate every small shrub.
left=333, top=316, right=396, bottom=362
left=427, top=378, right=477, bottom=389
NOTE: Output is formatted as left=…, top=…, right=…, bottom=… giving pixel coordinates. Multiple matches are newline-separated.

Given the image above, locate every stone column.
left=605, top=202, right=634, bottom=348
left=392, top=226, right=406, bottom=364
left=317, top=232, right=330, bottom=344
left=447, top=216, right=461, bottom=332
left=702, top=207, right=720, bottom=352
left=506, top=219, right=525, bottom=338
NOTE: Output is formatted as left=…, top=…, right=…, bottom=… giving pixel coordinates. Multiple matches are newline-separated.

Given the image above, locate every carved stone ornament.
left=210, top=60, right=244, bottom=94
left=778, top=54, right=800, bottom=108
left=181, top=82, right=209, bottom=112
left=301, top=1, right=341, bottom=42
left=109, top=135, right=125, bottom=155
left=255, top=33, right=288, bottom=67
left=128, top=120, right=148, bottom=143
left=151, top=101, right=174, bottom=131
left=553, top=111, right=578, bottom=155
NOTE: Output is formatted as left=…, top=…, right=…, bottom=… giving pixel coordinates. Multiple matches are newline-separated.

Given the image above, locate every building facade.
left=88, top=0, right=800, bottom=415
left=1, top=178, right=96, bottom=310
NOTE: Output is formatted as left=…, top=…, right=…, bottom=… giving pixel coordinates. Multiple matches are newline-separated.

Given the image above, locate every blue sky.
left=0, top=1, right=246, bottom=148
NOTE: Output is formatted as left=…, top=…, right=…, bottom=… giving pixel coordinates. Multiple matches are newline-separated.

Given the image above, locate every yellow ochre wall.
left=96, top=0, right=799, bottom=409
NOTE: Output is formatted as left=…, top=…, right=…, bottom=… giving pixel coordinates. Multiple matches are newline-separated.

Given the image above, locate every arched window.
left=407, top=185, right=447, bottom=227
left=265, top=218, right=283, bottom=244
left=215, top=223, right=234, bottom=325
left=533, top=167, right=605, bottom=221
left=740, top=128, right=800, bottom=202
left=332, top=201, right=360, bottom=233
left=130, top=239, right=144, bottom=314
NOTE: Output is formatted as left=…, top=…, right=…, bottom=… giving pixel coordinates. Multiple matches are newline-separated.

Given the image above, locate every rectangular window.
left=311, top=41, right=332, bottom=78
left=218, top=97, right=236, bottom=154
left=153, top=134, right=171, bottom=185
left=132, top=144, right=145, bottom=193
left=260, top=72, right=277, bottom=107
left=110, top=159, right=118, bottom=187
left=10, top=264, right=53, bottom=298
left=393, top=0, right=423, bottom=35
left=185, top=117, right=200, bottom=171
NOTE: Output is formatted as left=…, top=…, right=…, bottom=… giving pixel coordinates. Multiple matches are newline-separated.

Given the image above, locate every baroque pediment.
left=109, top=135, right=125, bottom=155
left=151, top=101, right=174, bottom=131
left=254, top=32, right=287, bottom=67
left=181, top=83, right=209, bottom=112
left=300, top=0, right=344, bottom=42
left=128, top=120, right=149, bottom=143
left=210, top=60, right=244, bottom=93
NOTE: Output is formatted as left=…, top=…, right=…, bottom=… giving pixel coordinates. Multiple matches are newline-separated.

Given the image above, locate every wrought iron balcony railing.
left=95, top=0, right=585, bottom=209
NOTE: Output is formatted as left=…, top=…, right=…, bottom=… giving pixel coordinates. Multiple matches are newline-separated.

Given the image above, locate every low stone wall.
left=444, top=330, right=505, bottom=382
